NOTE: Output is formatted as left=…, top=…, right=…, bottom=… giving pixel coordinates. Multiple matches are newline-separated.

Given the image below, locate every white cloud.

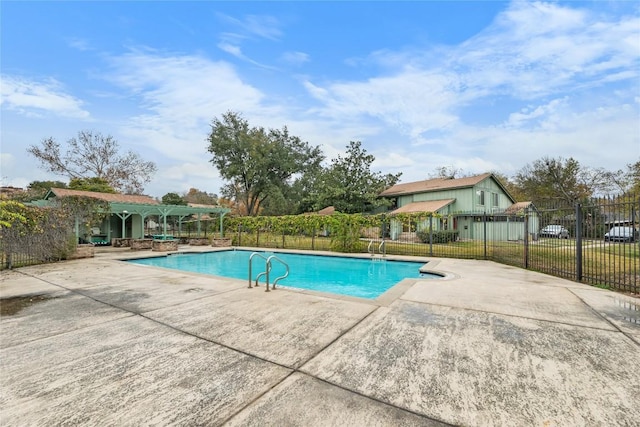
left=0, top=153, right=17, bottom=182
left=242, top=15, right=282, bottom=40
left=0, top=75, right=90, bottom=119
left=456, top=2, right=640, bottom=99
left=0, top=151, right=64, bottom=189
left=304, top=70, right=462, bottom=140
left=97, top=50, right=279, bottom=194
left=8, top=2, right=631, bottom=197
left=105, top=50, right=265, bottom=121
left=146, top=160, right=224, bottom=197
left=217, top=42, right=244, bottom=59
left=217, top=13, right=283, bottom=41
left=303, top=80, right=329, bottom=101
left=214, top=13, right=285, bottom=68
left=498, top=1, right=587, bottom=37
left=506, top=97, right=569, bottom=128
left=371, top=151, right=415, bottom=170
left=281, top=51, right=310, bottom=66
left=450, top=102, right=638, bottom=176
left=296, top=0, right=638, bottom=179
left=67, top=37, right=92, bottom=51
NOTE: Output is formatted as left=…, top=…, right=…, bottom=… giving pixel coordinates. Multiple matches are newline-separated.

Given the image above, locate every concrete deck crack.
left=401, top=297, right=631, bottom=334
left=567, top=288, right=640, bottom=347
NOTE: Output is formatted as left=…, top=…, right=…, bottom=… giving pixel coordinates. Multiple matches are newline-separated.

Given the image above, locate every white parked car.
left=604, top=226, right=638, bottom=243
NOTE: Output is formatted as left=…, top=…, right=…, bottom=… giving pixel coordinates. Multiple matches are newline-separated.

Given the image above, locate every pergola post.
left=114, top=211, right=132, bottom=238
left=163, top=212, right=168, bottom=236
left=219, top=212, right=227, bottom=237
left=106, top=203, right=230, bottom=240
left=35, top=192, right=231, bottom=245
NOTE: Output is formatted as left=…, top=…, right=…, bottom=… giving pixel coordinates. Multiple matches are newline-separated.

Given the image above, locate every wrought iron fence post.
left=429, top=215, right=433, bottom=256
left=483, top=211, right=487, bottom=259
left=575, top=202, right=583, bottom=282
left=524, top=209, right=529, bottom=269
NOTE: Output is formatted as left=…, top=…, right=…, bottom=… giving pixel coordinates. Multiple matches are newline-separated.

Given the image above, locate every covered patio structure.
left=36, top=188, right=231, bottom=244
left=387, top=199, right=455, bottom=241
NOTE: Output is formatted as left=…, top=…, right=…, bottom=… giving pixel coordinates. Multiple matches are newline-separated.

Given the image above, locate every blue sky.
left=2, top=1, right=639, bottom=198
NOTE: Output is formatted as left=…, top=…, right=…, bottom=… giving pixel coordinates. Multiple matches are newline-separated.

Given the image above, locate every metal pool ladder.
left=248, top=252, right=290, bottom=292
left=368, top=239, right=386, bottom=258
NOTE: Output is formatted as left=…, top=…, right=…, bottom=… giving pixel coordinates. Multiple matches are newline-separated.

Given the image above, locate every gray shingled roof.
left=47, top=188, right=159, bottom=205
left=504, top=201, right=534, bottom=215
left=390, top=199, right=455, bottom=214
left=379, top=173, right=493, bottom=197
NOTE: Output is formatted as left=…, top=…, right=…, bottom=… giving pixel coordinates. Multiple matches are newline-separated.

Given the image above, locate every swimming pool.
left=126, top=250, right=440, bottom=299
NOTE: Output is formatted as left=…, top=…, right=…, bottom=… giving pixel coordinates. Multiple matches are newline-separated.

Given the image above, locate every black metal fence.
left=2, top=195, right=638, bottom=293
left=231, top=195, right=639, bottom=294
left=517, top=195, right=639, bottom=293
left=0, top=202, right=79, bottom=270
left=0, top=232, right=76, bottom=269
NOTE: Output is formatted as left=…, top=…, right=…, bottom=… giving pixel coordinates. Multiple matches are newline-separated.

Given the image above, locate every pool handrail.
left=248, top=252, right=290, bottom=291
left=368, top=240, right=375, bottom=256
left=254, top=264, right=272, bottom=288
left=368, top=239, right=386, bottom=258
left=267, top=255, right=289, bottom=291
left=248, top=252, right=269, bottom=288
left=379, top=240, right=386, bottom=257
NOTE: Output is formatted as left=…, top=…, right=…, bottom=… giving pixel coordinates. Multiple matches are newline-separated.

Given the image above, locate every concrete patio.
left=1, top=247, right=638, bottom=426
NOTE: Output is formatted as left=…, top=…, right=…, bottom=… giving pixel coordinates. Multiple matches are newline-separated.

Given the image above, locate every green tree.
left=68, top=177, right=116, bottom=193
left=0, top=200, right=28, bottom=229
left=0, top=200, right=85, bottom=268
left=514, top=156, right=611, bottom=205
left=4, top=180, right=67, bottom=202
left=489, top=171, right=527, bottom=202
left=28, top=130, right=157, bottom=194
left=183, top=188, right=217, bottom=205
left=28, top=180, right=67, bottom=197
left=259, top=188, right=291, bottom=216
left=206, top=111, right=324, bottom=216
left=607, top=160, right=640, bottom=196
left=261, top=161, right=325, bottom=215
left=310, top=141, right=401, bottom=214
left=162, top=192, right=187, bottom=205
left=289, top=161, right=327, bottom=214
left=428, top=166, right=465, bottom=179
left=54, top=195, right=110, bottom=241
left=627, top=160, right=640, bottom=195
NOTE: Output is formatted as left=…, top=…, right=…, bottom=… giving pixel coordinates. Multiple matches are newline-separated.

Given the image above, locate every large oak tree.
left=514, top=156, right=614, bottom=205
left=206, top=111, right=324, bottom=216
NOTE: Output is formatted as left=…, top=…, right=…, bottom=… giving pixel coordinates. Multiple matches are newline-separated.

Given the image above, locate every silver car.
left=539, top=225, right=570, bottom=239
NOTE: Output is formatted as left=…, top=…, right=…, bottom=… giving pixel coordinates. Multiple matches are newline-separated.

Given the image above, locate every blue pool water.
left=126, top=250, right=439, bottom=299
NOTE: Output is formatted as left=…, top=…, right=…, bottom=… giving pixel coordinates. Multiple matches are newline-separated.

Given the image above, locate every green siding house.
left=379, top=173, right=538, bottom=241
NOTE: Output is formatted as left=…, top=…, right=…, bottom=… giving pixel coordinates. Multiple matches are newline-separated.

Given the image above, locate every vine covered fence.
left=2, top=195, right=638, bottom=294
left=226, top=195, right=639, bottom=294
